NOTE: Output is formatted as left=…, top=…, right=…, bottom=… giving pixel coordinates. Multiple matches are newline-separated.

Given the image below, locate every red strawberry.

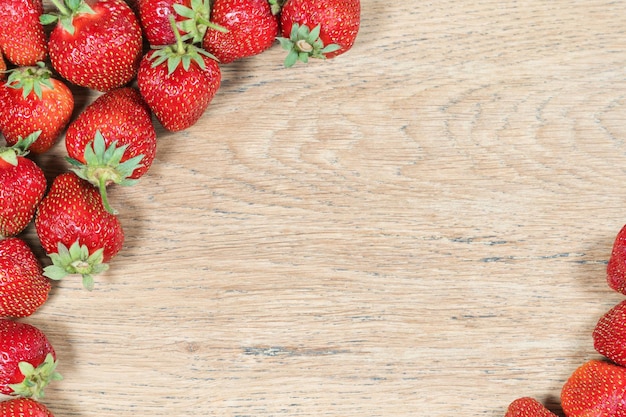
left=137, top=0, right=224, bottom=46
left=0, top=63, right=74, bottom=154
left=0, top=318, right=61, bottom=398
left=0, top=0, right=48, bottom=66
left=0, top=132, right=47, bottom=237
left=64, top=87, right=156, bottom=213
left=561, top=359, right=626, bottom=416
left=35, top=172, right=124, bottom=290
left=504, top=397, right=558, bottom=417
left=137, top=15, right=221, bottom=131
left=41, top=0, right=143, bottom=92
left=0, top=238, right=51, bottom=318
left=0, top=398, right=55, bottom=417
left=277, top=0, right=360, bottom=67
left=607, top=224, right=626, bottom=294
left=593, top=299, right=626, bottom=366
left=202, top=0, right=279, bottom=64
left=0, top=49, right=7, bottom=80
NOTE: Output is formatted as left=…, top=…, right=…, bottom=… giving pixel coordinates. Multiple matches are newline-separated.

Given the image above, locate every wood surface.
left=14, top=1, right=626, bottom=416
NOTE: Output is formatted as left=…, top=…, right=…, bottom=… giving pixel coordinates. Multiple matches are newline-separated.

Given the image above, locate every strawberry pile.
left=505, top=224, right=626, bottom=416
left=0, top=0, right=360, bottom=415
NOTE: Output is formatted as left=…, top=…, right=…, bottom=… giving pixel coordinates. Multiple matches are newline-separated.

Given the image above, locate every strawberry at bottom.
left=561, top=359, right=626, bottom=416
left=0, top=398, right=54, bottom=417
left=504, top=397, right=558, bottom=417
left=0, top=318, right=61, bottom=398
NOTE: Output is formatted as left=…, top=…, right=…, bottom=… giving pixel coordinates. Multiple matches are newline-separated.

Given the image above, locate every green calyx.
left=173, top=0, right=228, bottom=45
left=5, top=62, right=54, bottom=100
left=40, top=0, right=96, bottom=35
left=0, top=131, right=41, bottom=166
left=277, top=23, right=341, bottom=68
left=8, top=353, right=63, bottom=399
left=66, top=131, right=144, bottom=215
left=43, top=240, right=110, bottom=291
left=149, top=14, right=218, bottom=75
left=268, top=0, right=286, bottom=15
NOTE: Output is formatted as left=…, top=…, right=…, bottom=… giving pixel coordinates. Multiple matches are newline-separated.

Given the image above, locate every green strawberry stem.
left=148, top=15, right=218, bottom=74
left=43, top=241, right=110, bottom=291
left=0, top=131, right=41, bottom=166
left=5, top=62, right=54, bottom=100
left=66, top=131, right=144, bottom=216
left=7, top=353, right=63, bottom=399
left=173, top=0, right=228, bottom=45
left=40, top=0, right=95, bottom=35
left=47, top=0, right=70, bottom=16
left=277, top=23, right=342, bottom=68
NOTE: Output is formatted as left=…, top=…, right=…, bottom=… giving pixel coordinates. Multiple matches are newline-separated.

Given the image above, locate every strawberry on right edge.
left=561, top=359, right=626, bottom=416
left=276, top=0, right=360, bottom=67
left=607, top=223, right=626, bottom=294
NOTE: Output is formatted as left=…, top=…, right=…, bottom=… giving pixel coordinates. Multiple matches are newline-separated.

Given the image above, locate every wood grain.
left=12, top=1, right=626, bottom=416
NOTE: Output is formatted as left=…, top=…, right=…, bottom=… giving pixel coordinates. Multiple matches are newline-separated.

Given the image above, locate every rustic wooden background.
left=15, top=1, right=626, bottom=416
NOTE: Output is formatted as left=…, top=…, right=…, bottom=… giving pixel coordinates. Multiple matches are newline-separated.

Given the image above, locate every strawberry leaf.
left=277, top=23, right=341, bottom=67
left=67, top=131, right=144, bottom=215
left=7, top=354, right=62, bottom=399
left=44, top=241, right=109, bottom=291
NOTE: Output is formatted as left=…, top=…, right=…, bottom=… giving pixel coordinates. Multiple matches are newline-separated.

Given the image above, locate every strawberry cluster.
left=505, top=224, right=626, bottom=416
left=0, top=0, right=360, bottom=415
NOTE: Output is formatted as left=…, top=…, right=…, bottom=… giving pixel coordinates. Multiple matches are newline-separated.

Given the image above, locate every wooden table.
left=17, top=1, right=626, bottom=416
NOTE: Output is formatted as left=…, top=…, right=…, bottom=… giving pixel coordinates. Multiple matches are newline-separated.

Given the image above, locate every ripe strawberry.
left=0, top=49, right=7, bottom=80
left=277, top=0, right=360, bottom=67
left=593, top=299, right=626, bottom=366
left=0, top=132, right=47, bottom=237
left=35, top=172, right=124, bottom=290
left=41, top=0, right=143, bottom=92
left=0, top=238, right=51, bottom=318
left=561, top=359, right=626, bottom=416
left=0, top=398, right=54, bottom=417
left=0, top=318, right=62, bottom=398
left=137, top=0, right=225, bottom=46
left=64, top=87, right=156, bottom=213
left=0, top=0, right=48, bottom=66
left=504, top=397, right=558, bottom=417
left=137, top=15, right=221, bottom=131
left=607, top=224, right=626, bottom=294
left=202, top=0, right=279, bottom=64
left=0, top=63, right=74, bottom=154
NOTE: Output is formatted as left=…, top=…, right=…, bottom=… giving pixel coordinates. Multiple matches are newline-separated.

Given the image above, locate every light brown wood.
left=12, top=1, right=626, bottom=415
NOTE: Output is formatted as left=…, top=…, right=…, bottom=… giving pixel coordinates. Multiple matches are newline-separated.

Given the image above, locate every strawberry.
left=0, top=63, right=74, bottom=154
left=0, top=49, right=7, bottom=80
left=137, top=0, right=225, bottom=46
left=0, top=318, right=62, bottom=398
left=202, top=0, right=279, bottom=64
left=504, top=397, right=558, bottom=417
left=0, top=132, right=47, bottom=237
left=64, top=87, right=156, bottom=213
left=0, top=0, right=48, bottom=66
left=41, top=0, right=143, bottom=92
left=561, top=359, right=626, bottom=416
left=277, top=0, right=360, bottom=67
left=607, top=224, right=626, bottom=295
left=593, top=299, right=626, bottom=366
left=0, top=238, right=51, bottom=318
left=0, top=398, right=54, bottom=417
left=137, top=15, right=221, bottom=131
left=35, top=172, right=124, bottom=290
